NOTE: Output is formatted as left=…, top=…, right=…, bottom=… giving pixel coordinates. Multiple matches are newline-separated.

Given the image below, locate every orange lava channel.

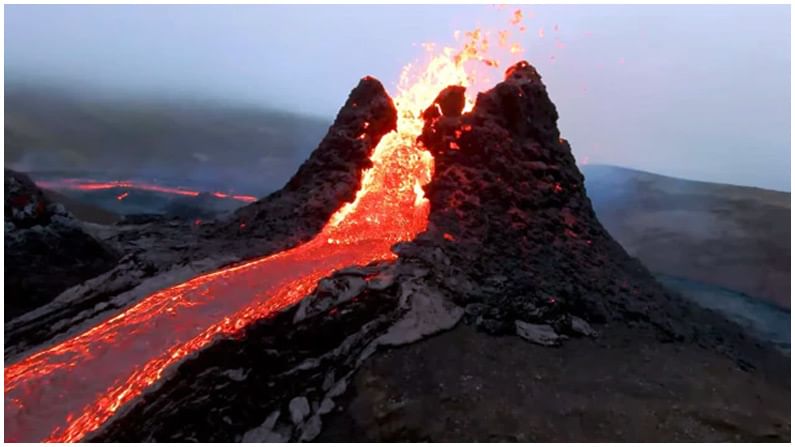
left=5, top=17, right=526, bottom=443
left=35, top=179, right=258, bottom=203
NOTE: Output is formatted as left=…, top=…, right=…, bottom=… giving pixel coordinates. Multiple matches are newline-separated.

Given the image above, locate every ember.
left=4, top=13, right=528, bottom=443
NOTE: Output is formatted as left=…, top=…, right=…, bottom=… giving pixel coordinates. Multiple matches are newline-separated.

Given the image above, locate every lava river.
left=34, top=178, right=258, bottom=203
left=4, top=19, right=526, bottom=443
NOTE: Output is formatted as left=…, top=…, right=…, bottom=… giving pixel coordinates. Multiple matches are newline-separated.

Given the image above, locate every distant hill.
left=5, top=83, right=331, bottom=195
left=583, top=164, right=790, bottom=309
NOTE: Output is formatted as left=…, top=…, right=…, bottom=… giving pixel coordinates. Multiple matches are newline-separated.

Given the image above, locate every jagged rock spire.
left=224, top=77, right=397, bottom=250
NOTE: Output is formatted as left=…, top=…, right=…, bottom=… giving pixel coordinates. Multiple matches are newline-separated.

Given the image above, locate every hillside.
left=583, top=164, right=790, bottom=309
left=5, top=83, right=330, bottom=195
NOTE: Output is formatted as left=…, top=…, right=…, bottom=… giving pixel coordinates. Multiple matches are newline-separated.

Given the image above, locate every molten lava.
left=35, top=178, right=257, bottom=204
left=5, top=12, right=528, bottom=443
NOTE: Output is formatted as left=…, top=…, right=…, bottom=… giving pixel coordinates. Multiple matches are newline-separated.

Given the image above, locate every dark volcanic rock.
left=423, top=85, right=467, bottom=120
left=6, top=169, right=51, bottom=229
left=4, top=169, right=119, bottom=321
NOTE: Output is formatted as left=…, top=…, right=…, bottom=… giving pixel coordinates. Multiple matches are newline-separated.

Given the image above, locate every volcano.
left=4, top=41, right=789, bottom=444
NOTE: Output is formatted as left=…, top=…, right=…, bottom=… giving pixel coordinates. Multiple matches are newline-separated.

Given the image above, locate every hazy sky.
left=5, top=5, right=791, bottom=190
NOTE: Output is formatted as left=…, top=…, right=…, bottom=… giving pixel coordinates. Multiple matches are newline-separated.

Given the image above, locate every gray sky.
left=5, top=4, right=791, bottom=191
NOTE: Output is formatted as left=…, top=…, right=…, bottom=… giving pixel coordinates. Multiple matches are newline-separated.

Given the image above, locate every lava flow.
left=5, top=13, right=528, bottom=443
left=35, top=178, right=258, bottom=203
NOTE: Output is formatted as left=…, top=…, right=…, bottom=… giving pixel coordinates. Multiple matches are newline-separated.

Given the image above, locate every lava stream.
left=5, top=238, right=401, bottom=442
left=4, top=15, right=527, bottom=443
left=34, top=178, right=258, bottom=203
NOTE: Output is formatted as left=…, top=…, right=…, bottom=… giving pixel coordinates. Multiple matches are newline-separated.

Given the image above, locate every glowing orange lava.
left=35, top=179, right=257, bottom=203
left=5, top=13, right=527, bottom=443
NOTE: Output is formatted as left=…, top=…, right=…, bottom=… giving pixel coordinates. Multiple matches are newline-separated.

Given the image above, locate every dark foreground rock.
left=4, top=169, right=119, bottom=321
left=318, top=324, right=790, bottom=442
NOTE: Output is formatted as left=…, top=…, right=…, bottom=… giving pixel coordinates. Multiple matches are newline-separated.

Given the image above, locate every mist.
left=5, top=4, right=791, bottom=191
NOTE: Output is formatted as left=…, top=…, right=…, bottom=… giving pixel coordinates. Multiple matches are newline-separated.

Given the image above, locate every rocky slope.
left=84, top=62, right=788, bottom=442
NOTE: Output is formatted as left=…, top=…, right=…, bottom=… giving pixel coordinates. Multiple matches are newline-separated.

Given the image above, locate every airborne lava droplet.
left=511, top=9, right=523, bottom=25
